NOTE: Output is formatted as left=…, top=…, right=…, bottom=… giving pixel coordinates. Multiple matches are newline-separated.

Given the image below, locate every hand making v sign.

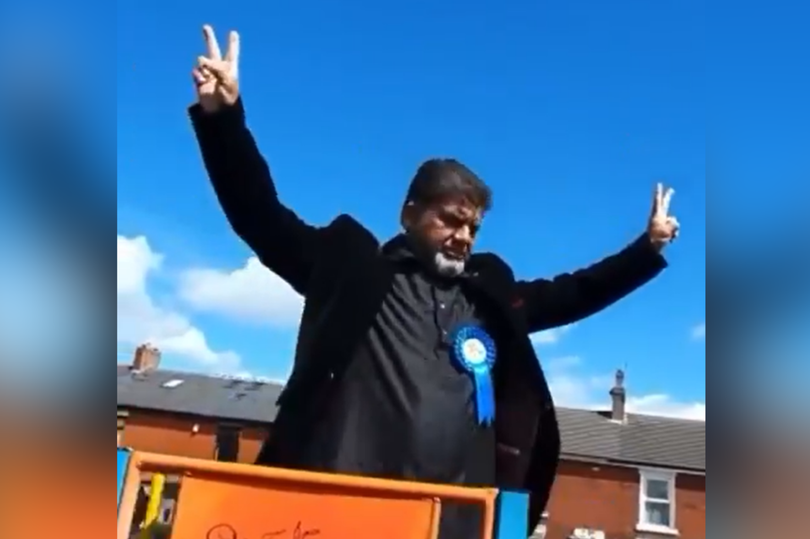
left=193, top=25, right=241, bottom=113
left=648, top=182, right=680, bottom=251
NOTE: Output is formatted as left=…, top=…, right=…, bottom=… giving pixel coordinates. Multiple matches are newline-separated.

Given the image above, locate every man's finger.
left=192, top=68, right=205, bottom=85
left=202, top=25, right=222, bottom=60
left=668, top=216, right=680, bottom=239
left=662, top=187, right=675, bottom=213
left=225, top=31, right=240, bottom=65
left=651, top=182, right=663, bottom=215
left=197, top=56, right=229, bottom=80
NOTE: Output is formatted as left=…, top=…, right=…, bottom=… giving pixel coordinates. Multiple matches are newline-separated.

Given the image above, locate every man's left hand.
left=648, top=182, right=679, bottom=251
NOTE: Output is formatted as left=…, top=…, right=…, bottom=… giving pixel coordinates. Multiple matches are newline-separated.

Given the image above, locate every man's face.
left=403, top=197, right=483, bottom=277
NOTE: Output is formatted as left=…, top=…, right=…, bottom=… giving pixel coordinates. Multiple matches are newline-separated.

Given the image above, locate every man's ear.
left=400, top=201, right=416, bottom=231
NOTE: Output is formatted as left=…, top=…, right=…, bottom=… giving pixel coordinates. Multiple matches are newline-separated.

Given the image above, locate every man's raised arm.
left=515, top=184, right=678, bottom=333
left=189, top=25, right=318, bottom=294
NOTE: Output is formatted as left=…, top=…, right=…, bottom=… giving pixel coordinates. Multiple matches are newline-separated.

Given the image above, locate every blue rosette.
left=450, top=324, right=497, bottom=425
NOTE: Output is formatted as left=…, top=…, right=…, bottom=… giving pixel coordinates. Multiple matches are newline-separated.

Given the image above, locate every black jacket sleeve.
left=189, top=98, right=320, bottom=295
left=516, top=234, right=668, bottom=333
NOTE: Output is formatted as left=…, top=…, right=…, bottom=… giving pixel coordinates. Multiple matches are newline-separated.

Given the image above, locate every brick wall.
left=118, top=408, right=268, bottom=463
left=542, top=460, right=705, bottom=539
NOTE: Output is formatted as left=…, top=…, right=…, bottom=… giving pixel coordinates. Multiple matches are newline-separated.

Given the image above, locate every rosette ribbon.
left=451, top=324, right=497, bottom=426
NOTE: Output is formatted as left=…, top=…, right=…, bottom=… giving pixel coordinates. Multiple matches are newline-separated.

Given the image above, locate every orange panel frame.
left=172, top=475, right=442, bottom=539
left=118, top=451, right=498, bottom=539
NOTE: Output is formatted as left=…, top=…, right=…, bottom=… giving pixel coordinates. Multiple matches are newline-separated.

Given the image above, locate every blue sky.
left=17, top=0, right=810, bottom=419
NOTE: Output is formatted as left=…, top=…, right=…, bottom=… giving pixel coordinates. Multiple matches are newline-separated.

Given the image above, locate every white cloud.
left=548, top=371, right=614, bottom=408
left=691, top=322, right=705, bottom=340
left=626, top=394, right=705, bottom=421
left=530, top=324, right=574, bottom=346
left=544, top=354, right=705, bottom=421
left=178, top=256, right=303, bottom=327
left=117, top=235, right=240, bottom=371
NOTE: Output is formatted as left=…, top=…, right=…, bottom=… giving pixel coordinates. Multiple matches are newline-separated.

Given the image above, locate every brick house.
left=537, top=372, right=705, bottom=539
left=117, top=345, right=276, bottom=463
left=118, top=347, right=705, bottom=539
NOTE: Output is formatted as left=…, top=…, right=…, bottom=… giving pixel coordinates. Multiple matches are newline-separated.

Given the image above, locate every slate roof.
left=555, top=407, right=705, bottom=472
left=117, top=365, right=282, bottom=424
left=117, top=365, right=705, bottom=472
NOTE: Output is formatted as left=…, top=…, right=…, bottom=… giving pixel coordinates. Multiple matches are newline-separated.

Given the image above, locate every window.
left=214, top=424, right=241, bottom=462
left=638, top=469, right=677, bottom=533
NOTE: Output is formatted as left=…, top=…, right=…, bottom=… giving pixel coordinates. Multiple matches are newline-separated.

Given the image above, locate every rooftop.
left=117, top=363, right=705, bottom=473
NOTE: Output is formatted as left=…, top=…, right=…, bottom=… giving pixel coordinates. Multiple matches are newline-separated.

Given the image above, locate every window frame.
left=637, top=468, right=678, bottom=535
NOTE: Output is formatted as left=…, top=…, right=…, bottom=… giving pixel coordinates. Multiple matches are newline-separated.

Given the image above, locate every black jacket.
left=189, top=98, right=668, bottom=534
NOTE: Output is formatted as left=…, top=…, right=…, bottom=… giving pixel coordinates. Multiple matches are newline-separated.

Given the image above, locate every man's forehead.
left=437, top=198, right=483, bottom=220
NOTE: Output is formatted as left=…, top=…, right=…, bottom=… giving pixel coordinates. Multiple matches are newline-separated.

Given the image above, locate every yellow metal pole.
left=139, top=473, right=165, bottom=539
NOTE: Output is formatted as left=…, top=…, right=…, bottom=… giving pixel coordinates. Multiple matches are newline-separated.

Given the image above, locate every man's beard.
left=405, top=232, right=467, bottom=277
left=433, top=251, right=466, bottom=277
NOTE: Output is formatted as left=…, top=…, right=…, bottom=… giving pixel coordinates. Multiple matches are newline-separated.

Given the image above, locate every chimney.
left=609, top=369, right=626, bottom=422
left=132, top=343, right=161, bottom=372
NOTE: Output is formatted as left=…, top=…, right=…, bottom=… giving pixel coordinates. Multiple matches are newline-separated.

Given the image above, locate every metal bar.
left=493, top=489, right=529, bottom=539
left=117, top=448, right=131, bottom=513
left=139, top=473, right=166, bottom=539
left=117, top=455, right=143, bottom=539
left=134, top=451, right=496, bottom=503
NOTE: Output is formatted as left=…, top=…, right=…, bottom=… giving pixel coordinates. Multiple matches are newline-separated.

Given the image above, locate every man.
left=189, top=25, right=679, bottom=538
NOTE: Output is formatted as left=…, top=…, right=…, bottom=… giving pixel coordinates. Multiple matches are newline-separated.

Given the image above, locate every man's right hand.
left=193, top=25, right=240, bottom=113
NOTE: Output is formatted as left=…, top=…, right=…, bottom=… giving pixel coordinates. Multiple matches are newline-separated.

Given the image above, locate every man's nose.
left=453, top=225, right=473, bottom=243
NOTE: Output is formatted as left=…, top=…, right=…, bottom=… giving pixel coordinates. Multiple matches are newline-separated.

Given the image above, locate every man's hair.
left=404, top=158, right=493, bottom=212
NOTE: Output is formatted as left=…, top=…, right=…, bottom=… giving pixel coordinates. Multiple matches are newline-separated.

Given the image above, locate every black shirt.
left=305, top=235, right=494, bottom=539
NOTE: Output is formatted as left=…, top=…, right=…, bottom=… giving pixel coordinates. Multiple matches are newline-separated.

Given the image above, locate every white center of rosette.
left=461, top=338, right=487, bottom=365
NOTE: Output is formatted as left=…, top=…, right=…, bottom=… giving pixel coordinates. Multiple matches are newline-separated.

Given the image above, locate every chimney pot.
left=609, top=368, right=626, bottom=421
left=132, top=343, right=161, bottom=372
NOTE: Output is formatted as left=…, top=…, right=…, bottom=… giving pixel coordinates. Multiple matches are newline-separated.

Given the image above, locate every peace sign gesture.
left=648, top=183, right=679, bottom=250
left=193, top=25, right=240, bottom=113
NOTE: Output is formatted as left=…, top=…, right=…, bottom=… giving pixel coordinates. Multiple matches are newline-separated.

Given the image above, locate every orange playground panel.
left=118, top=451, right=499, bottom=539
